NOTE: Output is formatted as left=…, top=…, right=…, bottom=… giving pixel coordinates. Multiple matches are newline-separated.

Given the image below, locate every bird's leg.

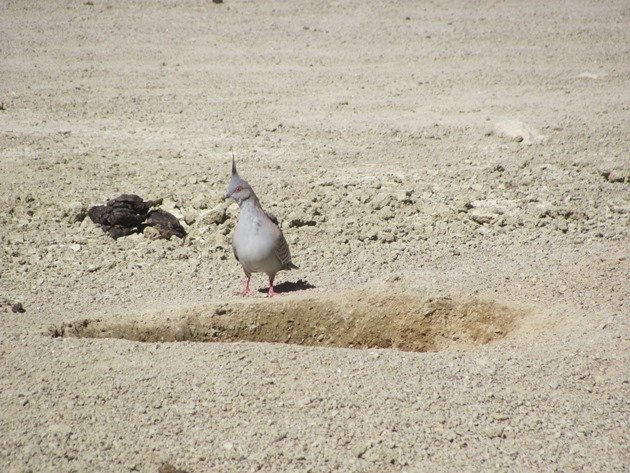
left=239, top=274, right=251, bottom=296
left=267, top=275, right=276, bottom=297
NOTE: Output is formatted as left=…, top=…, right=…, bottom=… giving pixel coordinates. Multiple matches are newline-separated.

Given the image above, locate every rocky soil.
left=1, top=1, right=628, bottom=472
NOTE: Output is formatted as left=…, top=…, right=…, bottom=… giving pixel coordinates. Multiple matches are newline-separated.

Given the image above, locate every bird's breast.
left=252, top=216, right=262, bottom=233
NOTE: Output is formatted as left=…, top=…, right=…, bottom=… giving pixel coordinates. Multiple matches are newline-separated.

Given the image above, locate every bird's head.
left=224, top=155, right=255, bottom=204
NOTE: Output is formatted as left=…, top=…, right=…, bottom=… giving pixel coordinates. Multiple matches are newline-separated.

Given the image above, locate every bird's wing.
left=273, top=231, right=296, bottom=270
left=265, top=211, right=279, bottom=225
left=232, top=240, right=240, bottom=262
left=258, top=205, right=297, bottom=270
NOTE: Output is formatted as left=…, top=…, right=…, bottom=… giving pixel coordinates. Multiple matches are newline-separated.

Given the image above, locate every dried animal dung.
left=146, top=209, right=187, bottom=240
left=87, top=194, right=185, bottom=240
left=107, top=194, right=163, bottom=214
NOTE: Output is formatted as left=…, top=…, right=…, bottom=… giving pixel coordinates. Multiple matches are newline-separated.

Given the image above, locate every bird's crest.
left=231, top=150, right=238, bottom=176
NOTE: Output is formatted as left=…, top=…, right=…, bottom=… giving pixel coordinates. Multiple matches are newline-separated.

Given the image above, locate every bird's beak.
left=223, top=193, right=230, bottom=201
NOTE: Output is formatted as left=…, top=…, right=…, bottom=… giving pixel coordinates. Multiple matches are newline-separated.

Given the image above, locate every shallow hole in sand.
left=51, top=292, right=525, bottom=353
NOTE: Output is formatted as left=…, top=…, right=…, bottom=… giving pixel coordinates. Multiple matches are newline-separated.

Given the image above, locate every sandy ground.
left=1, top=1, right=629, bottom=471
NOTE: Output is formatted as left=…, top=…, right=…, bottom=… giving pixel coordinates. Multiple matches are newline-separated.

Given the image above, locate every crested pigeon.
left=224, top=157, right=298, bottom=297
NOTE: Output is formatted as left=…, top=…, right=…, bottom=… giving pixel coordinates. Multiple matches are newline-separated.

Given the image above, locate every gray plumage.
left=224, top=156, right=297, bottom=296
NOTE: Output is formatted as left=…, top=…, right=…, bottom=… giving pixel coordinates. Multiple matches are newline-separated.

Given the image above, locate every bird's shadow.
left=258, top=279, right=316, bottom=294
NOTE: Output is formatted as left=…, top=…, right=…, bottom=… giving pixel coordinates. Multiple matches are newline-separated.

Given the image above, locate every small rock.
left=378, top=208, right=394, bottom=221
left=158, top=462, right=189, bottom=473
left=604, top=170, right=628, bottom=183
left=11, top=302, right=26, bottom=313
left=491, top=120, right=545, bottom=145
left=199, top=205, right=227, bottom=225
left=456, top=199, right=475, bottom=212
left=297, top=397, right=314, bottom=407
left=352, top=442, right=372, bottom=459
left=63, top=201, right=87, bottom=223
left=371, top=193, right=392, bottom=210
left=468, top=209, right=496, bottom=225
left=69, top=243, right=81, bottom=252
left=422, top=307, right=436, bottom=317
left=190, top=193, right=208, bottom=210
left=22, top=441, right=39, bottom=459
left=555, top=220, right=568, bottom=233
left=125, top=232, right=144, bottom=243
left=363, top=445, right=397, bottom=464
left=288, top=217, right=316, bottom=228
left=395, top=190, right=413, bottom=203
left=485, top=426, right=504, bottom=438
left=183, top=210, right=197, bottom=226
left=214, top=233, right=229, bottom=249
left=548, top=378, right=561, bottom=389
left=143, top=226, right=161, bottom=240
left=379, top=231, right=397, bottom=243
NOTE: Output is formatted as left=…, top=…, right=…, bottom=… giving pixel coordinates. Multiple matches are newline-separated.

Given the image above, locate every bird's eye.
left=235, top=186, right=242, bottom=192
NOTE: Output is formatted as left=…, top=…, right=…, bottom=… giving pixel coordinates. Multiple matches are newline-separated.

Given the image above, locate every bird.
left=224, top=156, right=298, bottom=297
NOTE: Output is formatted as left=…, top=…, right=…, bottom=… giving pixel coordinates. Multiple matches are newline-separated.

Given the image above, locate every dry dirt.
left=52, top=292, right=522, bottom=352
left=1, top=1, right=629, bottom=472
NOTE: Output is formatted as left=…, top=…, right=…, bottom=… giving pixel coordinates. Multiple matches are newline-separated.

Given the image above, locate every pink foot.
left=267, top=274, right=281, bottom=297
left=238, top=275, right=251, bottom=297
left=267, top=276, right=278, bottom=297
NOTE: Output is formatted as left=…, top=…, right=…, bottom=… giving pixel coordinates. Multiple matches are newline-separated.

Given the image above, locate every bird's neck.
left=239, top=195, right=261, bottom=212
